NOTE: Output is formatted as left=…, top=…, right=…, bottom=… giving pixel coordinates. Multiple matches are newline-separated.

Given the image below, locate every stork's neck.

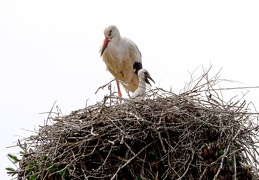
left=111, top=34, right=121, bottom=45
left=137, top=78, right=146, bottom=93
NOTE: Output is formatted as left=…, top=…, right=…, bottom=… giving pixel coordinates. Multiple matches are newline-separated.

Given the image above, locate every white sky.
left=1, top=0, right=259, bottom=179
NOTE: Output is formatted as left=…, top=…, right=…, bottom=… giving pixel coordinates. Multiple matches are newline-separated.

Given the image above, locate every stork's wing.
left=128, top=40, right=142, bottom=74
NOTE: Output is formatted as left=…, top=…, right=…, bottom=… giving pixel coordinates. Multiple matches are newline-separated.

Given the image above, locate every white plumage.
left=100, top=25, right=142, bottom=98
left=131, top=69, right=155, bottom=101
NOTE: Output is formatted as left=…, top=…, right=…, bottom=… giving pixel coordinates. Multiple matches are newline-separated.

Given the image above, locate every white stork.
left=100, top=25, right=142, bottom=98
left=131, top=69, right=155, bottom=101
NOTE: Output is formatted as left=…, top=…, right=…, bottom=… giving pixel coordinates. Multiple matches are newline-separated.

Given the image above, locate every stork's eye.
left=109, top=30, right=112, bottom=36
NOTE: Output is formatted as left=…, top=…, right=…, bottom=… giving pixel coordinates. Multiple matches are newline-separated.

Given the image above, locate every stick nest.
left=16, top=69, right=259, bottom=180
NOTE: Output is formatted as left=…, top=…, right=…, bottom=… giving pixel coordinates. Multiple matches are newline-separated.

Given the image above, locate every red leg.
left=116, top=80, right=122, bottom=102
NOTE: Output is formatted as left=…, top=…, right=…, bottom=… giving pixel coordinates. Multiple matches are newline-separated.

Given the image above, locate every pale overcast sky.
left=1, top=1, right=259, bottom=179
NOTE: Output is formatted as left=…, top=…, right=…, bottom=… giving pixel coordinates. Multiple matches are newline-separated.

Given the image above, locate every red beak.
left=100, top=37, right=110, bottom=56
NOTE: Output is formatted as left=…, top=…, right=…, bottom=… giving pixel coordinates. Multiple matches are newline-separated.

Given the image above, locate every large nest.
left=14, top=68, right=259, bottom=179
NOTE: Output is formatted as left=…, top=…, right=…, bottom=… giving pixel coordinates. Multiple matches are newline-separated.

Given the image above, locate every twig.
left=95, top=79, right=115, bottom=94
left=233, top=153, right=237, bottom=180
left=110, top=142, right=153, bottom=180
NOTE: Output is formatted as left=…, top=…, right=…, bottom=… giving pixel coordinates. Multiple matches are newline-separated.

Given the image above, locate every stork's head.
left=138, top=69, right=155, bottom=86
left=100, top=25, right=120, bottom=56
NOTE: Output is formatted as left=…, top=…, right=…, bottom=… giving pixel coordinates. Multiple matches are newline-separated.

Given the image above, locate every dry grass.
left=13, top=67, right=259, bottom=179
